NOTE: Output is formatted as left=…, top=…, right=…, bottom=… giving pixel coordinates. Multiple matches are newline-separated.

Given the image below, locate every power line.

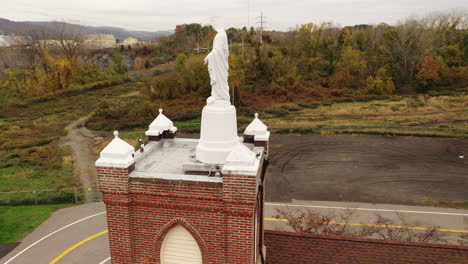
left=256, top=12, right=267, bottom=44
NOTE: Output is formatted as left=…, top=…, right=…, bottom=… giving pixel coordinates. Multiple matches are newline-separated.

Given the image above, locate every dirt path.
left=58, top=116, right=99, bottom=202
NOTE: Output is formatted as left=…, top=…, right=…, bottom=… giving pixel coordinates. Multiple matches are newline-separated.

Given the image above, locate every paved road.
left=1, top=203, right=109, bottom=264
left=2, top=202, right=467, bottom=264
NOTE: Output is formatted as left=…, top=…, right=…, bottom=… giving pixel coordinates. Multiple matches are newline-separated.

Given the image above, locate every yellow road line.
left=264, top=218, right=468, bottom=233
left=49, top=230, right=108, bottom=264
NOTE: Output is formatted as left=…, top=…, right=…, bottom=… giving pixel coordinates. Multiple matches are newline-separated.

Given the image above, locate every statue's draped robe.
left=206, top=30, right=230, bottom=102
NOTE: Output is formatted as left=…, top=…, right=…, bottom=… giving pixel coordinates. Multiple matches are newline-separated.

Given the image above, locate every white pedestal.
left=196, top=101, right=239, bottom=164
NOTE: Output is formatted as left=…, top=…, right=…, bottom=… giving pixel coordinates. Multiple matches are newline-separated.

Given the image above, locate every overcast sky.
left=1, top=0, right=467, bottom=32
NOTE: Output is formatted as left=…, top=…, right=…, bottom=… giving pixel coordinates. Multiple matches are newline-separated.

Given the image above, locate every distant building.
left=0, top=35, right=32, bottom=47
left=84, top=34, right=116, bottom=49
left=123, top=37, right=139, bottom=47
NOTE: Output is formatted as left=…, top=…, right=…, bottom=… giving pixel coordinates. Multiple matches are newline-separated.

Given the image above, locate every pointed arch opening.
left=160, top=225, right=203, bottom=264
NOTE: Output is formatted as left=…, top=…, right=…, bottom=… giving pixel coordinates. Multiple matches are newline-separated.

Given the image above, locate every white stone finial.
left=145, top=108, right=175, bottom=137
left=223, top=141, right=259, bottom=173
left=238, top=136, right=244, bottom=143
left=95, top=130, right=135, bottom=168
left=244, top=112, right=270, bottom=142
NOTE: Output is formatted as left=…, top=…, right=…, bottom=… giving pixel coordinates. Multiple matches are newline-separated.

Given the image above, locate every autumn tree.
left=415, top=55, right=440, bottom=91
left=331, top=46, right=368, bottom=90
left=365, top=67, right=396, bottom=95
left=0, top=20, right=128, bottom=105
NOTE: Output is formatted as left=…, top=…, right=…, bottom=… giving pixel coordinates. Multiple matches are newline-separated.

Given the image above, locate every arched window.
left=160, top=225, right=202, bottom=264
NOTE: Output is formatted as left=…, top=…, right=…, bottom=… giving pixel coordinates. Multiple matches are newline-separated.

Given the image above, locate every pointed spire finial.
left=113, top=130, right=119, bottom=137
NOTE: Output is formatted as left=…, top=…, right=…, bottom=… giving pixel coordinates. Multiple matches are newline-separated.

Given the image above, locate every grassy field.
left=0, top=82, right=140, bottom=203
left=0, top=204, right=71, bottom=243
left=260, top=93, right=468, bottom=138
left=147, top=93, right=467, bottom=138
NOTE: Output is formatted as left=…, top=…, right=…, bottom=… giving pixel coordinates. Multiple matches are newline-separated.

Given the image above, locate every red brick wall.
left=223, top=172, right=259, bottom=263
left=97, top=158, right=264, bottom=264
left=97, top=166, right=134, bottom=263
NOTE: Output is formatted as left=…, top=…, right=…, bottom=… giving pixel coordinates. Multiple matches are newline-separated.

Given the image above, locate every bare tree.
left=458, top=217, right=468, bottom=246
left=423, top=10, right=468, bottom=49
left=275, top=207, right=375, bottom=237
left=372, top=213, right=446, bottom=244
left=381, top=18, right=433, bottom=89
left=49, top=21, right=86, bottom=60
left=275, top=208, right=447, bottom=244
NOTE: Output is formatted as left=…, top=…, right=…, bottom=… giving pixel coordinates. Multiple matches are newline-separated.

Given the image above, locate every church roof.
left=264, top=230, right=468, bottom=264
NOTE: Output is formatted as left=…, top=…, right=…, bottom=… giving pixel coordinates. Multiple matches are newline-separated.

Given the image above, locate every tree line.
left=145, top=11, right=467, bottom=105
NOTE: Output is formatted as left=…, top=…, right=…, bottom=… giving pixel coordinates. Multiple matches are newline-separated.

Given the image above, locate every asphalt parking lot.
left=266, top=134, right=468, bottom=205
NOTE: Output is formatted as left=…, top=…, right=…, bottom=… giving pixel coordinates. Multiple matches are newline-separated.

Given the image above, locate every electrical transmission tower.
left=256, top=12, right=267, bottom=44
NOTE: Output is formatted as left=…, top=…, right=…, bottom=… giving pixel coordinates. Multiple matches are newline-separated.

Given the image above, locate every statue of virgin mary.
left=204, top=24, right=230, bottom=104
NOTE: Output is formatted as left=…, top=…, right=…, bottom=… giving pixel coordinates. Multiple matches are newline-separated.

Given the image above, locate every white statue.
left=196, top=23, right=240, bottom=164
left=204, top=24, right=230, bottom=104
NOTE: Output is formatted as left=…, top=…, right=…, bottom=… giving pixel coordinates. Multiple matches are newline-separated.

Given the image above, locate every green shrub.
left=291, top=128, right=318, bottom=134
left=82, top=80, right=120, bottom=91
left=144, top=60, right=151, bottom=69
left=297, top=102, right=320, bottom=109
left=281, top=104, right=302, bottom=111
left=142, top=72, right=184, bottom=100
left=408, top=98, right=425, bottom=108
left=321, top=100, right=333, bottom=106
left=390, top=104, right=405, bottom=112
left=153, top=69, right=163, bottom=76
left=266, top=107, right=290, bottom=117
left=276, top=128, right=290, bottom=134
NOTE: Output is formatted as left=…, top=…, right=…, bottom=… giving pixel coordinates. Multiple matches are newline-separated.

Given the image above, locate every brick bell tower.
left=95, top=109, right=270, bottom=264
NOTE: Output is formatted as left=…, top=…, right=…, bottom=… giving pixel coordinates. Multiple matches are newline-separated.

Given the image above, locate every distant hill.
left=0, top=18, right=173, bottom=41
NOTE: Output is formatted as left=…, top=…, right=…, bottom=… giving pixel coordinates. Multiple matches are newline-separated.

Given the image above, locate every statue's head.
left=213, top=23, right=225, bottom=33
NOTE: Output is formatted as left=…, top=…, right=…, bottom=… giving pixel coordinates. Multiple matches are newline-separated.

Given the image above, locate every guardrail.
left=0, top=186, right=101, bottom=206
